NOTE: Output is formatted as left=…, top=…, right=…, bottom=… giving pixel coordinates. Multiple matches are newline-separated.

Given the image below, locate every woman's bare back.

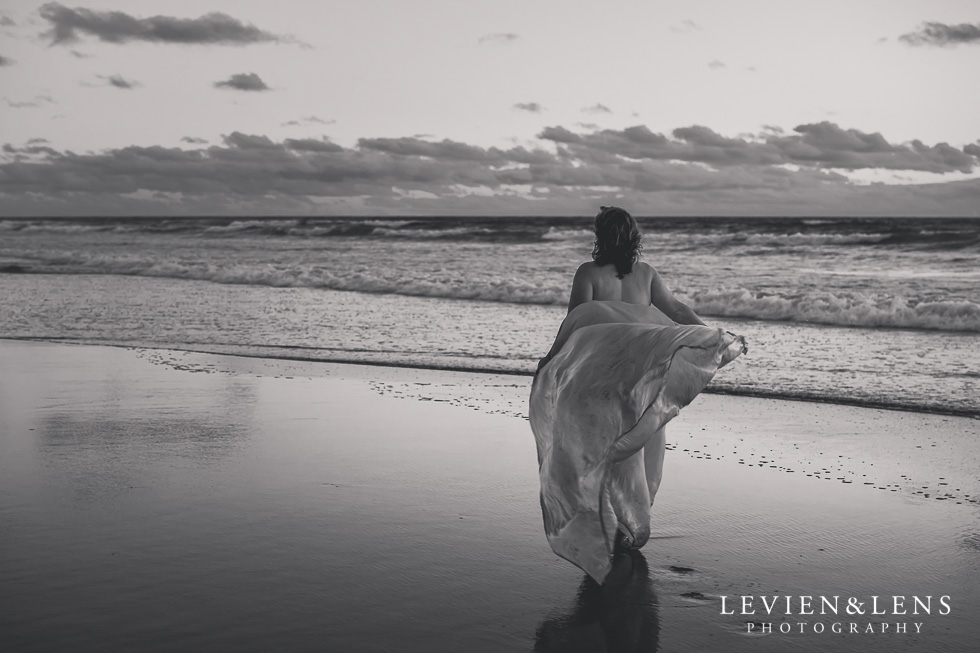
left=567, top=261, right=654, bottom=311
left=590, top=261, right=655, bottom=304
left=567, top=261, right=705, bottom=326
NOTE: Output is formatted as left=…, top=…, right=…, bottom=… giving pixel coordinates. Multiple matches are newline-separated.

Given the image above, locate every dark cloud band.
left=213, top=73, right=269, bottom=91
left=513, top=102, right=543, bottom=113
left=40, top=3, right=283, bottom=46
left=478, top=33, right=519, bottom=45
left=537, top=122, right=977, bottom=174
left=0, top=124, right=976, bottom=215
left=102, top=74, right=138, bottom=89
left=899, top=22, right=980, bottom=47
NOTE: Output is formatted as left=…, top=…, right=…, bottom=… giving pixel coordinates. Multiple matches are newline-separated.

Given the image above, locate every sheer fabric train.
left=529, top=301, right=746, bottom=583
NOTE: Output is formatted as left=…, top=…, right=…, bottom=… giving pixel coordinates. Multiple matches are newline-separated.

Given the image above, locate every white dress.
left=529, top=300, right=746, bottom=583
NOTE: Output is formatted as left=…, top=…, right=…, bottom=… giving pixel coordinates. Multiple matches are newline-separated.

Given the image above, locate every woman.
left=567, top=206, right=703, bottom=324
left=529, top=206, right=746, bottom=583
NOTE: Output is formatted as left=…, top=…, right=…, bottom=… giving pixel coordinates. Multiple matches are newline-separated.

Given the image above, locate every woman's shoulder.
left=635, top=261, right=659, bottom=277
left=575, top=261, right=600, bottom=276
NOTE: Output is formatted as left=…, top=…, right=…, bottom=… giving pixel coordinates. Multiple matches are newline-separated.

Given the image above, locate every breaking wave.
left=2, top=217, right=978, bottom=250
left=682, top=288, right=980, bottom=332
left=7, top=251, right=980, bottom=332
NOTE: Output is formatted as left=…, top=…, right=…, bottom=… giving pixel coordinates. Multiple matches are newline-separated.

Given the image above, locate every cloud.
left=70, top=49, right=91, bottom=58
left=535, top=121, right=978, bottom=174
left=513, top=102, right=543, bottom=113
left=478, top=33, right=518, bottom=45
left=4, top=95, right=56, bottom=108
left=582, top=103, right=612, bottom=114
left=358, top=136, right=497, bottom=162
left=786, top=122, right=975, bottom=172
left=100, top=74, right=139, bottom=89
left=213, top=72, right=269, bottom=91
left=282, top=115, right=335, bottom=126
left=0, top=16, right=15, bottom=26
left=670, top=20, right=700, bottom=33
left=284, top=138, right=343, bottom=153
left=28, top=138, right=50, bottom=144
left=0, top=55, right=13, bottom=66
left=708, top=59, right=726, bottom=69
left=1, top=123, right=976, bottom=217
left=181, top=136, right=208, bottom=144
left=3, top=142, right=61, bottom=157
left=39, top=3, right=285, bottom=46
left=222, top=132, right=277, bottom=149
left=899, top=22, right=980, bottom=46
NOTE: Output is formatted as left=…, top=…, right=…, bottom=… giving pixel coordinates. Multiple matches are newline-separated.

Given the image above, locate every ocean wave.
left=541, top=227, right=593, bottom=241
left=371, top=226, right=496, bottom=239
left=3, top=217, right=978, bottom=250
left=12, top=252, right=570, bottom=304
left=684, top=288, right=980, bottom=332
left=201, top=220, right=293, bottom=235
left=0, top=220, right=210, bottom=235
left=0, top=219, right=566, bottom=243
left=17, top=223, right=120, bottom=234
left=9, top=250, right=980, bottom=332
left=668, top=230, right=979, bottom=252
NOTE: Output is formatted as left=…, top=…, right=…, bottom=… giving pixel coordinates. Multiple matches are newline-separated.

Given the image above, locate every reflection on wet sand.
left=38, top=412, right=252, bottom=460
left=535, top=550, right=660, bottom=653
left=35, top=412, right=253, bottom=504
left=2, top=341, right=259, bottom=505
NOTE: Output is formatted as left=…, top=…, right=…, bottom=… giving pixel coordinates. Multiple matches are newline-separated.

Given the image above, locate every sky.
left=1, top=0, right=979, bottom=216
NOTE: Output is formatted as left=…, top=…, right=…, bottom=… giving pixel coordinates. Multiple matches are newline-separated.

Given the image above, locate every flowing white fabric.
left=529, top=301, right=746, bottom=583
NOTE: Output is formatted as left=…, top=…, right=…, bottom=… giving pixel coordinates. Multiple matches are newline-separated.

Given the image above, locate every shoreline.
left=4, top=335, right=978, bottom=420
left=2, top=339, right=978, bottom=651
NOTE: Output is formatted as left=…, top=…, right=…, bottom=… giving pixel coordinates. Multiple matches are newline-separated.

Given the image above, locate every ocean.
left=1, top=216, right=978, bottom=417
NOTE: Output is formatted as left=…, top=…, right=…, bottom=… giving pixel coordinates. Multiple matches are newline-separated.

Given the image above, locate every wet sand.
left=1, top=340, right=978, bottom=652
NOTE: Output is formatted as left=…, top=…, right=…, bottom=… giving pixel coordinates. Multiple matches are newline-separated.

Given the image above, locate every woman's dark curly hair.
left=592, top=206, right=642, bottom=279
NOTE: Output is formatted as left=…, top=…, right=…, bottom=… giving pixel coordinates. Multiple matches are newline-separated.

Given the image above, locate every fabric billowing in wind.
left=529, top=301, right=746, bottom=583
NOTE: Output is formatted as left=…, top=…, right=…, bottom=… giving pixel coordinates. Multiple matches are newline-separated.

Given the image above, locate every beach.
left=2, top=339, right=978, bottom=652
left=5, top=2, right=980, bottom=649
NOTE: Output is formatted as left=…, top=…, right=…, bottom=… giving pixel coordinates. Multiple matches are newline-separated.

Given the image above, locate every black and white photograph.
left=1, top=1, right=978, bottom=651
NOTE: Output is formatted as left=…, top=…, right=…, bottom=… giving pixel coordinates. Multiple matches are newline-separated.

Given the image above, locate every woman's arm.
left=650, top=270, right=705, bottom=326
left=567, top=263, right=594, bottom=314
